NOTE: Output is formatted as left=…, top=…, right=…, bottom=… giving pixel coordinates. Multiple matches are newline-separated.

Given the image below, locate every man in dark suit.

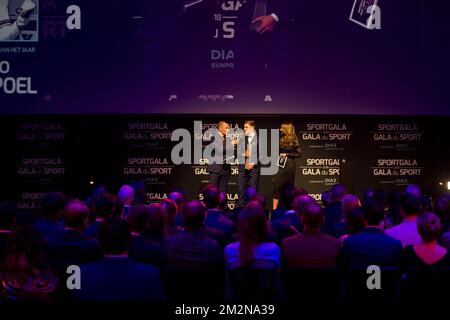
left=72, top=217, right=166, bottom=301
left=44, top=200, right=102, bottom=271
left=208, top=121, right=237, bottom=193
left=340, top=199, right=403, bottom=270
left=323, top=183, right=347, bottom=238
left=238, top=120, right=260, bottom=207
left=202, top=185, right=234, bottom=241
left=33, top=192, right=65, bottom=238
left=282, top=202, right=340, bottom=268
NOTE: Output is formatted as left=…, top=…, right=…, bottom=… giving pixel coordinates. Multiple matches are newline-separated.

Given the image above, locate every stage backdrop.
left=1, top=114, right=449, bottom=211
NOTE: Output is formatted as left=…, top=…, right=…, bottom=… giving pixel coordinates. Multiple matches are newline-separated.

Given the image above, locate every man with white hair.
left=0, top=0, right=35, bottom=40
left=118, top=184, right=134, bottom=217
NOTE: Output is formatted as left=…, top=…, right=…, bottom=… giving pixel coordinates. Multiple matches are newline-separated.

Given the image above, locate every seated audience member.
left=385, top=193, right=422, bottom=246
left=160, top=198, right=180, bottom=236
left=33, top=192, right=65, bottom=238
left=323, top=183, right=347, bottom=237
left=321, top=191, right=330, bottom=208
left=340, top=200, right=403, bottom=269
left=203, top=185, right=234, bottom=239
left=0, top=202, right=16, bottom=265
left=386, top=191, right=402, bottom=228
left=0, top=226, right=59, bottom=301
left=405, top=183, right=421, bottom=197
left=434, top=195, right=450, bottom=234
left=83, top=193, right=115, bottom=238
left=403, top=212, right=450, bottom=267
left=219, top=191, right=228, bottom=212
left=229, top=186, right=258, bottom=223
left=225, top=202, right=280, bottom=269
left=143, top=203, right=167, bottom=244
left=282, top=202, right=340, bottom=268
left=339, top=207, right=365, bottom=245
left=332, top=194, right=362, bottom=238
left=72, top=217, right=166, bottom=301
left=168, top=191, right=185, bottom=226
left=131, top=180, right=147, bottom=205
left=127, top=204, right=163, bottom=267
left=45, top=200, right=101, bottom=269
left=164, top=200, right=223, bottom=268
left=272, top=194, right=314, bottom=241
left=118, top=184, right=134, bottom=217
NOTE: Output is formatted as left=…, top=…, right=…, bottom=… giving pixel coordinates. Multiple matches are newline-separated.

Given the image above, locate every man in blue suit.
left=340, top=199, right=403, bottom=270
left=73, top=217, right=166, bottom=301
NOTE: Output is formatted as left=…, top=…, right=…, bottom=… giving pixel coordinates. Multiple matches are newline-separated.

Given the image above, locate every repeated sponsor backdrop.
left=0, top=115, right=448, bottom=211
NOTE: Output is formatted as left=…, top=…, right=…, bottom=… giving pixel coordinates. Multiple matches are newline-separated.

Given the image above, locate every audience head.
left=94, top=193, right=115, bottom=219
left=243, top=187, right=258, bottom=206
left=345, top=207, right=365, bottom=235
left=251, top=194, right=267, bottom=209
left=99, top=217, right=130, bottom=255
left=126, top=204, right=150, bottom=233
left=434, top=196, right=450, bottom=222
left=182, top=200, right=206, bottom=231
left=41, top=192, right=65, bottom=220
left=330, top=184, right=347, bottom=202
left=342, top=194, right=361, bottom=215
left=147, top=203, right=166, bottom=234
left=363, top=188, right=375, bottom=202
left=301, top=202, right=324, bottom=231
left=417, top=212, right=442, bottom=243
left=219, top=192, right=228, bottom=211
left=321, top=191, right=330, bottom=207
left=400, top=193, right=421, bottom=217
left=405, top=184, right=421, bottom=197
left=64, top=200, right=90, bottom=230
left=161, top=198, right=177, bottom=226
left=238, top=202, right=268, bottom=266
left=201, top=185, right=221, bottom=209
left=118, top=184, right=134, bottom=206
left=131, top=180, right=147, bottom=205
left=293, top=195, right=316, bottom=215
left=0, top=201, right=16, bottom=230
left=2, top=226, right=45, bottom=283
left=168, top=191, right=184, bottom=212
left=279, top=183, right=295, bottom=210
left=363, top=199, right=385, bottom=227
left=420, top=195, right=433, bottom=212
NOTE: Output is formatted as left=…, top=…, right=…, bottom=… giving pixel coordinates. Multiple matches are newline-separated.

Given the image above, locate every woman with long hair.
left=0, top=226, right=59, bottom=301
left=273, top=122, right=301, bottom=210
left=225, top=202, right=280, bottom=268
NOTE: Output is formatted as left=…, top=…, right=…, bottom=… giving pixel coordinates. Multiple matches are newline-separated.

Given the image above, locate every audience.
left=203, top=185, right=234, bottom=240
left=127, top=204, right=163, bottom=267
left=2, top=180, right=450, bottom=302
left=339, top=207, right=365, bottom=245
left=403, top=212, right=450, bottom=267
left=340, top=199, right=403, bottom=269
left=0, top=226, right=59, bottom=301
left=282, top=202, right=340, bottom=268
left=385, top=193, right=422, bottom=246
left=225, top=202, right=280, bottom=269
left=323, top=183, right=347, bottom=237
left=118, top=184, right=134, bottom=217
left=72, top=217, right=166, bottom=301
left=83, top=193, right=115, bottom=238
left=164, top=200, right=223, bottom=268
left=44, top=200, right=102, bottom=270
left=33, top=192, right=65, bottom=238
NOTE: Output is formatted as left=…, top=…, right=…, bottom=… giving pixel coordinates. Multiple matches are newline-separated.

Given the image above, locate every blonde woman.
left=273, top=122, right=301, bottom=210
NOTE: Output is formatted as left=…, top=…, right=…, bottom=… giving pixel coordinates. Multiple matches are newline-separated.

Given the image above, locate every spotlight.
left=89, top=180, right=94, bottom=185
left=448, top=181, right=450, bottom=191
left=439, top=182, right=443, bottom=186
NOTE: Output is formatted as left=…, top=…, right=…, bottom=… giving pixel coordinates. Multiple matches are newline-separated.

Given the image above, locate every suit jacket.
left=128, top=234, right=164, bottom=267
left=238, top=133, right=261, bottom=172
left=207, top=134, right=235, bottom=174
left=72, top=257, right=166, bottom=301
left=339, top=227, right=403, bottom=270
left=282, top=231, right=340, bottom=268
left=205, top=209, right=234, bottom=239
left=44, top=229, right=102, bottom=269
left=33, top=219, right=64, bottom=239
